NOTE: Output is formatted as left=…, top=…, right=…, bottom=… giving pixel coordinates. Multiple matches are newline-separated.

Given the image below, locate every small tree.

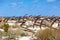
left=4, top=23, right=9, bottom=36
left=4, top=23, right=9, bottom=33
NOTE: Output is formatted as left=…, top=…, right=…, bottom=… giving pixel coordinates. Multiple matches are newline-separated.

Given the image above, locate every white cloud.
left=9, top=2, right=17, bottom=7
left=18, top=2, right=24, bottom=4
left=34, top=0, right=39, bottom=2
left=33, top=0, right=39, bottom=3
left=47, top=0, right=56, bottom=2
left=11, top=3, right=17, bottom=6
left=8, top=1, right=24, bottom=7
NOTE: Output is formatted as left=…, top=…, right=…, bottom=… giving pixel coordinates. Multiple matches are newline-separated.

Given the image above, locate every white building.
left=0, top=29, right=4, bottom=32
left=7, top=20, right=17, bottom=26
left=52, top=22, right=58, bottom=28
left=28, top=26, right=40, bottom=32
left=25, top=20, right=34, bottom=26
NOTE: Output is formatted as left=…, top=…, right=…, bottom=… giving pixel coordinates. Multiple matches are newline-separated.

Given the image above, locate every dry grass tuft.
left=36, top=27, right=60, bottom=40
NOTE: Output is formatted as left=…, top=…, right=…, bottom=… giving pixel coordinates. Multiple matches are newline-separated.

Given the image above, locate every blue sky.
left=0, top=0, right=60, bottom=17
